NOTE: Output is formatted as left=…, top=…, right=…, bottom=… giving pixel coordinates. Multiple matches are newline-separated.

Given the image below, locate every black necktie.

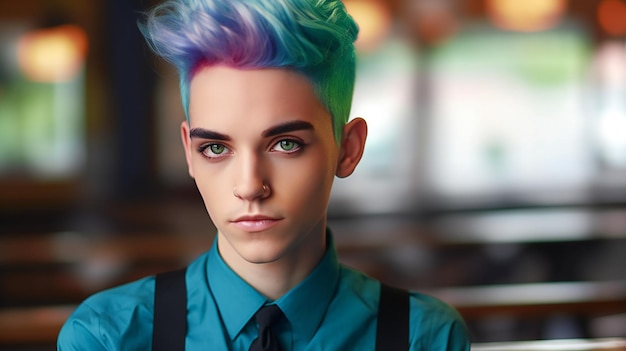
left=249, top=305, right=284, bottom=351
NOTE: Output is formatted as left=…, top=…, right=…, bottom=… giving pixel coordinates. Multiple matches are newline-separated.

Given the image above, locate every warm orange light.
left=16, top=24, right=88, bottom=83
left=343, top=0, right=392, bottom=53
left=407, top=0, right=458, bottom=45
left=597, top=0, right=626, bottom=37
left=486, top=0, right=566, bottom=32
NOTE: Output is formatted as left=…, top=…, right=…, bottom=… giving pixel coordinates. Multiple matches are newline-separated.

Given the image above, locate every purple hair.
left=139, top=0, right=359, bottom=142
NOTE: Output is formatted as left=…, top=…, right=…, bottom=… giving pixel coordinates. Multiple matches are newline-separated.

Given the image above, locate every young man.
left=58, top=0, right=470, bottom=349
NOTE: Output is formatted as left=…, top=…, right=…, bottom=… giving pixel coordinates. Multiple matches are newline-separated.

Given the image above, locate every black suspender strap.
left=151, top=268, right=409, bottom=350
left=153, top=267, right=188, bottom=351
left=376, top=283, right=410, bottom=351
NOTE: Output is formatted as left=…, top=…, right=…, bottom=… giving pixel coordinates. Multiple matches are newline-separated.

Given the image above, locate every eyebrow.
left=189, top=120, right=314, bottom=140
left=189, top=128, right=230, bottom=141
left=262, top=120, right=314, bottom=137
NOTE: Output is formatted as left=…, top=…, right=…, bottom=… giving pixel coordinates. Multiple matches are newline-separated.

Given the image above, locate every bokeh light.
left=16, top=24, right=88, bottom=83
left=486, top=0, right=566, bottom=32
left=597, top=0, right=626, bottom=37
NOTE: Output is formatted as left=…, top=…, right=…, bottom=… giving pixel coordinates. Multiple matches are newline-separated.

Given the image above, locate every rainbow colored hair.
left=139, top=0, right=359, bottom=143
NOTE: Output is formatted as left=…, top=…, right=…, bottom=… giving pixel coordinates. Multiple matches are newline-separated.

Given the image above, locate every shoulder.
left=339, top=266, right=470, bottom=350
left=408, top=290, right=461, bottom=321
left=407, top=291, right=471, bottom=351
left=336, top=265, right=381, bottom=307
left=57, top=276, right=156, bottom=350
left=83, top=275, right=156, bottom=315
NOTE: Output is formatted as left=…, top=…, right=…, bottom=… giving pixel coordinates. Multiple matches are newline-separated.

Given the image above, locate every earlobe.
left=180, top=121, right=195, bottom=179
left=336, top=117, right=368, bottom=178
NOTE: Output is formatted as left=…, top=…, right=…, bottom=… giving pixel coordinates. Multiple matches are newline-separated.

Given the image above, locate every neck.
left=218, top=225, right=327, bottom=300
left=241, top=252, right=323, bottom=300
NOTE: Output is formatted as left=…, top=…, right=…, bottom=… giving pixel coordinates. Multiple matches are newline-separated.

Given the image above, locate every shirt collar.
left=275, top=230, right=340, bottom=342
left=207, top=239, right=266, bottom=340
left=206, top=229, right=341, bottom=342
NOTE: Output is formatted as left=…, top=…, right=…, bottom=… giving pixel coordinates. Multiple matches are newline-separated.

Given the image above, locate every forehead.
left=188, top=66, right=331, bottom=132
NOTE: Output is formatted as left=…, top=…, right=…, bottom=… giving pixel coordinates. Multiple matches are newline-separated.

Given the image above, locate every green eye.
left=209, top=144, right=226, bottom=154
left=271, top=139, right=301, bottom=153
left=279, top=140, right=297, bottom=151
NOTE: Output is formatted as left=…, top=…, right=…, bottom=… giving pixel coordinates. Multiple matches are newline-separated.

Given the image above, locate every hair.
left=139, top=0, right=359, bottom=143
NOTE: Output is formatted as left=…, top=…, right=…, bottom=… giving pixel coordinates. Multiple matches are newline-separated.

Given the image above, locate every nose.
left=232, top=153, right=270, bottom=201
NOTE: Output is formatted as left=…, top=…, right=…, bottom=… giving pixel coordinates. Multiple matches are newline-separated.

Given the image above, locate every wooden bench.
left=426, top=280, right=626, bottom=320
left=0, top=305, right=74, bottom=348
left=472, top=338, right=626, bottom=350
left=0, top=232, right=212, bottom=305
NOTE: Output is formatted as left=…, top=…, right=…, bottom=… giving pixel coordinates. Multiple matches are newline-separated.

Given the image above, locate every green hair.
left=139, top=0, right=359, bottom=143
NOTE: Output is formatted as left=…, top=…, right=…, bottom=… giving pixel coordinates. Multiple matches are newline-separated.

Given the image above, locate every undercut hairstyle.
left=139, top=0, right=359, bottom=143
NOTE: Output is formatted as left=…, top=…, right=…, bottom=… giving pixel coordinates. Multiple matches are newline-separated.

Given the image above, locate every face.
left=182, top=66, right=347, bottom=270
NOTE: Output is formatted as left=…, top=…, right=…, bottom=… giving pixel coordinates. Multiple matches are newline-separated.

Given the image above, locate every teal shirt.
left=58, top=235, right=470, bottom=350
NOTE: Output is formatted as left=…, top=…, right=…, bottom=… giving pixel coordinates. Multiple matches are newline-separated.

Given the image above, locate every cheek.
left=195, top=177, right=229, bottom=227
left=275, top=154, right=336, bottom=205
left=192, top=166, right=227, bottom=206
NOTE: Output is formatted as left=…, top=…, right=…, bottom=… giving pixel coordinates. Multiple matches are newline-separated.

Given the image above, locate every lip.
left=230, top=215, right=282, bottom=232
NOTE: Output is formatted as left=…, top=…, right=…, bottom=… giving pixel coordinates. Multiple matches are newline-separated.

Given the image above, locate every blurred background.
left=1, top=0, right=626, bottom=349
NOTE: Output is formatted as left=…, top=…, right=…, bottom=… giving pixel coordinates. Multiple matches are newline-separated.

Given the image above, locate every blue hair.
left=139, top=0, right=359, bottom=143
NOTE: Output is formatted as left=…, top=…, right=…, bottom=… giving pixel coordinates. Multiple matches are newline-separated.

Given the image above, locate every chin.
left=243, top=252, right=285, bottom=265
left=238, top=241, right=288, bottom=264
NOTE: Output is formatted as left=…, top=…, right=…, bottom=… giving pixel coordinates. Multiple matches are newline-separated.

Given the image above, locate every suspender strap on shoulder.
left=376, top=283, right=410, bottom=351
left=153, top=267, right=188, bottom=351
left=152, top=268, right=408, bottom=350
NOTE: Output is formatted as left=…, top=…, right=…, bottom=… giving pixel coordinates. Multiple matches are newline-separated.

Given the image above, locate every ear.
left=180, top=120, right=195, bottom=179
left=336, top=117, right=368, bottom=178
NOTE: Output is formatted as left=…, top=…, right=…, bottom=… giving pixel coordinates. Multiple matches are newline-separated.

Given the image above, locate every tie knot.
left=255, top=305, right=284, bottom=327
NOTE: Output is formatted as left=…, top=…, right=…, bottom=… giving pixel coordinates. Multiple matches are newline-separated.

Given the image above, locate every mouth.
left=230, top=215, right=283, bottom=232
